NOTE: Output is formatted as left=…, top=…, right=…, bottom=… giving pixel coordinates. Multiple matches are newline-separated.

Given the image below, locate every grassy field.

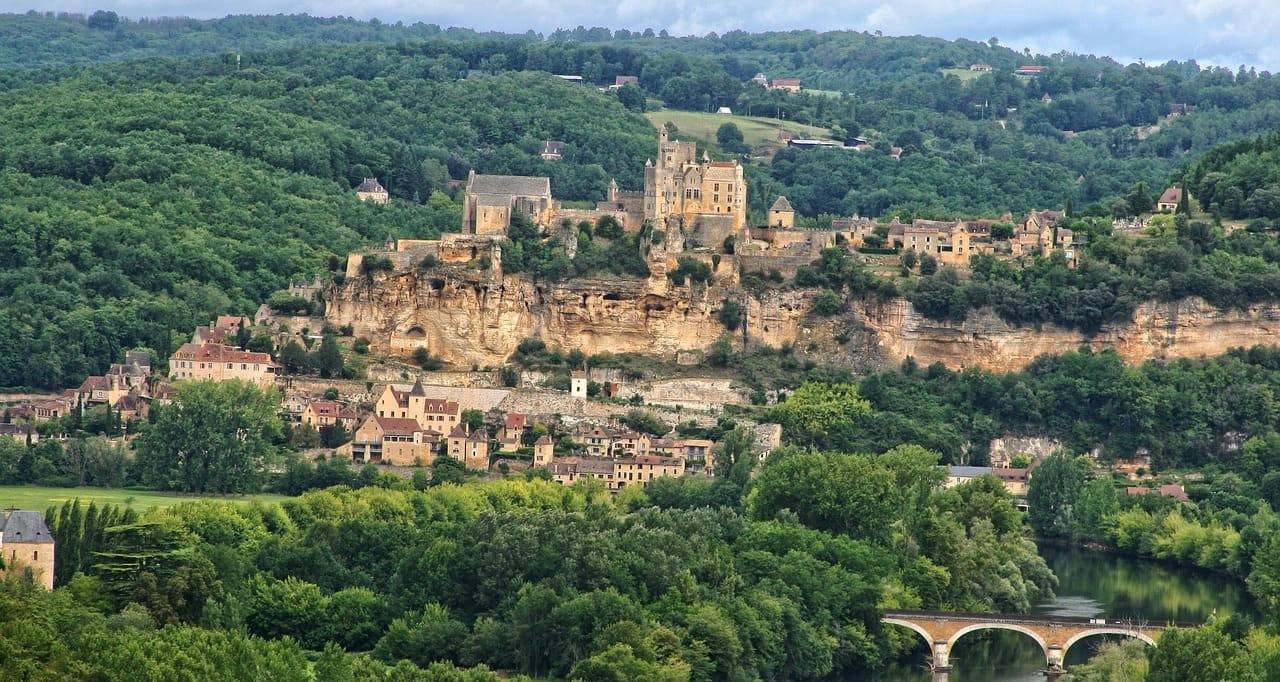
left=0, top=485, right=289, bottom=512
left=940, top=67, right=985, bottom=83
left=644, top=108, right=831, bottom=150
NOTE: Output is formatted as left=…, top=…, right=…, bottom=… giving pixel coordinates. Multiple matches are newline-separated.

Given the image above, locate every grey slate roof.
left=356, top=178, right=386, bottom=193
left=948, top=465, right=995, bottom=478
left=468, top=173, right=550, bottom=197
left=0, top=510, right=54, bottom=544
left=770, top=196, right=794, bottom=212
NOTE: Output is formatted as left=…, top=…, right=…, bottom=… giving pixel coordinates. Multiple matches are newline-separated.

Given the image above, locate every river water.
left=880, top=542, right=1257, bottom=681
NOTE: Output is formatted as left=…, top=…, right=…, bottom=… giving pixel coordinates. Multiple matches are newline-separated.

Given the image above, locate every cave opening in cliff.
left=603, top=292, right=622, bottom=301
left=404, top=326, right=426, bottom=338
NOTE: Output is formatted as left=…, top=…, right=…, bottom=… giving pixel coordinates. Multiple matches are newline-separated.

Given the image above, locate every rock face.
left=327, top=268, right=1280, bottom=372
left=326, top=267, right=736, bottom=367
left=853, top=297, right=1280, bottom=372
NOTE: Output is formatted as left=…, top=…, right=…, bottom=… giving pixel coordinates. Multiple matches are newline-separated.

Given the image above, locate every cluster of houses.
left=3, top=350, right=170, bottom=437
left=1, top=314, right=280, bottom=439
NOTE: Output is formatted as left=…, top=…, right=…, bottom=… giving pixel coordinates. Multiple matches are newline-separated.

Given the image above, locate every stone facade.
left=0, top=510, right=55, bottom=589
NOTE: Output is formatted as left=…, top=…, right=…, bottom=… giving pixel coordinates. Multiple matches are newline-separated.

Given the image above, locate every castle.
left=644, top=125, right=747, bottom=248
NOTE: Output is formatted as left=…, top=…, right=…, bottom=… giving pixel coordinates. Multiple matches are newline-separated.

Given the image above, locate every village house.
left=969, top=63, right=993, bottom=72
left=539, top=140, right=565, bottom=161
left=446, top=424, right=490, bottom=470
left=168, top=343, right=278, bottom=388
left=112, top=391, right=149, bottom=423
left=373, top=381, right=461, bottom=432
left=355, top=178, right=390, bottom=204
left=1126, top=483, right=1190, bottom=503
left=770, top=77, right=801, bottom=92
left=193, top=315, right=252, bottom=346
left=547, top=453, right=685, bottom=491
left=945, top=465, right=1031, bottom=497
left=77, top=374, right=132, bottom=409
left=301, top=399, right=359, bottom=431
left=751, top=72, right=769, bottom=87
left=0, top=423, right=37, bottom=444
left=1156, top=186, right=1184, bottom=213
left=533, top=435, right=555, bottom=467
left=571, top=425, right=652, bottom=458
left=0, top=510, right=55, bottom=589
left=610, top=75, right=638, bottom=89
left=498, top=413, right=527, bottom=452
left=1014, top=65, right=1047, bottom=77
left=348, top=416, right=441, bottom=466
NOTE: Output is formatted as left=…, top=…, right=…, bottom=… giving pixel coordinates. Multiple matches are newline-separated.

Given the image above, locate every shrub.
left=811, top=289, right=843, bottom=316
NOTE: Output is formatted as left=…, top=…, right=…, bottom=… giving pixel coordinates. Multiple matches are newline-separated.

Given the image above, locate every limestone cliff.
left=327, top=267, right=1280, bottom=372
left=326, top=267, right=737, bottom=367
left=850, top=297, right=1280, bottom=372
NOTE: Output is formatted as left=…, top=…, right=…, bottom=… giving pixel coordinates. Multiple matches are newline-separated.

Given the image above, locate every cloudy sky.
left=9, top=0, right=1280, bottom=70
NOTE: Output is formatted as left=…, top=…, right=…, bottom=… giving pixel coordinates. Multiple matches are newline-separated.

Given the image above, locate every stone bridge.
left=883, top=609, right=1187, bottom=680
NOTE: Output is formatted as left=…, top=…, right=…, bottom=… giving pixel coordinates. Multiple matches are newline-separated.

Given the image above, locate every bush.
left=413, top=347, right=443, bottom=370
left=811, top=289, right=843, bottom=316
left=718, top=300, right=744, bottom=330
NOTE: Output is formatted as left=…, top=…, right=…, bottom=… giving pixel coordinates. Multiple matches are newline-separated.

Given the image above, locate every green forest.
left=5, top=14, right=1280, bottom=389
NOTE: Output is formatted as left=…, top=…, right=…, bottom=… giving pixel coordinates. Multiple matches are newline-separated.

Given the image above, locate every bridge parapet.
left=882, top=609, right=1185, bottom=679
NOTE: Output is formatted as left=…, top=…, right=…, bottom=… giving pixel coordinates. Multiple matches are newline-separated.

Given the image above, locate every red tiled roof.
left=1158, top=186, right=1182, bottom=205
left=504, top=413, right=527, bottom=430
left=375, top=416, right=423, bottom=436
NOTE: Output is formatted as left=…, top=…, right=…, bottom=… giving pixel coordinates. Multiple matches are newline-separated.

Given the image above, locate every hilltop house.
left=539, top=140, right=565, bottom=161
left=355, top=178, right=389, bottom=204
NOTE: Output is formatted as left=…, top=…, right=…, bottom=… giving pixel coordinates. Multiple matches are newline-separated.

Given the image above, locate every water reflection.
left=879, top=543, right=1257, bottom=681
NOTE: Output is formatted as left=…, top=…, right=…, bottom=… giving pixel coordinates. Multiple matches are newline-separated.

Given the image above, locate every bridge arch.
left=947, top=622, right=1049, bottom=658
left=881, top=617, right=936, bottom=650
left=1061, top=628, right=1157, bottom=659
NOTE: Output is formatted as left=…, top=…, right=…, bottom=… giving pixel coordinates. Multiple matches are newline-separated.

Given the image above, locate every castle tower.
left=769, top=196, right=795, bottom=228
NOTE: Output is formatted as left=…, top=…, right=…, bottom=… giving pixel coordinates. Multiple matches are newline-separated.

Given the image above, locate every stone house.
left=539, top=141, right=565, bottom=161
left=0, top=423, right=37, bottom=444
left=301, top=400, right=358, bottom=431
left=462, top=171, right=556, bottom=235
left=945, top=465, right=1031, bottom=497
left=768, top=196, right=795, bottom=228
left=1156, top=186, right=1183, bottom=213
left=348, top=416, right=441, bottom=466
left=168, top=343, right=278, bottom=388
left=769, top=77, right=801, bottom=92
left=533, top=435, right=555, bottom=467
left=0, top=510, right=55, bottom=589
left=356, top=178, right=390, bottom=204
left=498, top=413, right=527, bottom=452
left=446, top=424, right=490, bottom=470
left=373, top=381, right=461, bottom=434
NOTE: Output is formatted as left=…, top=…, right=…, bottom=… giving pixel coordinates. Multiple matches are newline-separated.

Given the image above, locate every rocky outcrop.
left=852, top=297, right=1280, bottom=372
left=327, top=267, right=1280, bottom=372
left=326, top=267, right=738, bottom=367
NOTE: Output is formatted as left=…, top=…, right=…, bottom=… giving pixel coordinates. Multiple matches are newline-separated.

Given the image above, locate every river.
left=880, top=542, right=1257, bottom=681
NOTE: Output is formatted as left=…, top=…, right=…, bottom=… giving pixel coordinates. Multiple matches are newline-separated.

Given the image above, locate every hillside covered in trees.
left=0, top=44, right=654, bottom=389
left=6, top=14, right=1280, bottom=390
